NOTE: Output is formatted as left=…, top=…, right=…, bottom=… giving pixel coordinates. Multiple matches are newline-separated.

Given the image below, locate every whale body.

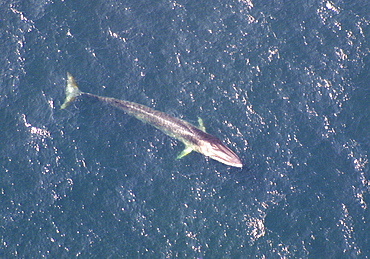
left=61, top=73, right=242, bottom=168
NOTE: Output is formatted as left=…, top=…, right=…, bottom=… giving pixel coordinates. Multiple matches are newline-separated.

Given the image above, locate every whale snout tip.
left=222, top=156, right=243, bottom=168
left=204, top=141, right=243, bottom=168
left=233, top=160, right=243, bottom=168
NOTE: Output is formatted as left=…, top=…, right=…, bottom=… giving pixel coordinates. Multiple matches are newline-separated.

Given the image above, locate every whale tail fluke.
left=60, top=72, right=82, bottom=109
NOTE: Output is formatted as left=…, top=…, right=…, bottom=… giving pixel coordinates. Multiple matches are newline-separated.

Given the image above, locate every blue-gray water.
left=1, top=0, right=369, bottom=258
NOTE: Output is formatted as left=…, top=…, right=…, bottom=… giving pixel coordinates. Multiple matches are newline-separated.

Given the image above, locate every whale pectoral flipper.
left=176, top=146, right=194, bottom=159
left=175, top=118, right=206, bottom=160
left=197, top=117, right=206, bottom=132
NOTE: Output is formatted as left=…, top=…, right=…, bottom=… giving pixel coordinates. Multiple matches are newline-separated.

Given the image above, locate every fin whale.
left=61, top=72, right=243, bottom=168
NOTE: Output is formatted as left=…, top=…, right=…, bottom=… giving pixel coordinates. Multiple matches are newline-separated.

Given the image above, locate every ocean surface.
left=1, top=0, right=369, bottom=258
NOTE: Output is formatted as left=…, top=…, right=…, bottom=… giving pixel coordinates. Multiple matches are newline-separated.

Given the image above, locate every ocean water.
left=1, top=0, right=369, bottom=258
